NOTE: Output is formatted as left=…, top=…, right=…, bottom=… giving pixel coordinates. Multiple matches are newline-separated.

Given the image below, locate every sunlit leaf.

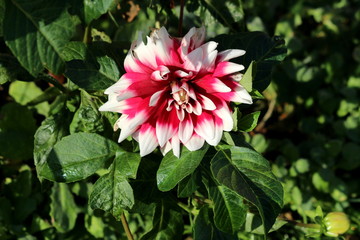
left=38, top=132, right=119, bottom=182
left=157, top=145, right=209, bottom=191
left=210, top=145, right=283, bottom=234
left=3, top=0, right=76, bottom=75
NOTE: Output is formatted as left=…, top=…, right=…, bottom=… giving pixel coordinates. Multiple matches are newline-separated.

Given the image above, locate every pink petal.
left=205, top=116, right=223, bottom=146
left=180, top=27, right=205, bottom=58
left=139, top=123, right=158, bottom=156
left=98, top=94, right=128, bottom=113
left=198, top=94, right=216, bottom=111
left=133, top=38, right=158, bottom=70
left=149, top=89, right=166, bottom=107
left=170, top=135, right=181, bottom=158
left=194, top=112, right=215, bottom=142
left=183, top=47, right=203, bottom=72
left=213, top=62, right=245, bottom=77
left=195, top=76, right=231, bottom=93
left=156, top=110, right=178, bottom=147
left=184, top=133, right=205, bottom=151
left=178, top=116, right=194, bottom=143
left=213, top=103, right=233, bottom=131
left=217, top=49, right=246, bottom=62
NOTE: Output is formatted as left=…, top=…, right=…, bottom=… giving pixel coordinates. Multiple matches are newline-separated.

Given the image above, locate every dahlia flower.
left=99, top=27, right=252, bottom=157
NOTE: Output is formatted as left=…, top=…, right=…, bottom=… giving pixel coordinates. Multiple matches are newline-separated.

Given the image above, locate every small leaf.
left=140, top=200, right=184, bottom=240
left=4, top=0, right=76, bottom=75
left=50, top=183, right=78, bottom=233
left=157, top=145, right=209, bottom=191
left=89, top=151, right=141, bottom=219
left=193, top=207, right=237, bottom=240
left=240, top=61, right=255, bottom=92
left=210, top=146, right=283, bottom=234
left=237, top=111, right=261, bottom=132
left=38, top=132, right=120, bottom=182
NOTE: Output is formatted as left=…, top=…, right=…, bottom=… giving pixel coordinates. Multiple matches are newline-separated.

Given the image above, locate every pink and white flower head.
left=99, top=27, right=252, bottom=157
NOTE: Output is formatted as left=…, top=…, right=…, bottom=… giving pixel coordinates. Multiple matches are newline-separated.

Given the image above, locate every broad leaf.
left=177, top=170, right=200, bottom=198
left=65, top=43, right=120, bottom=90
left=205, top=177, right=247, bottom=233
left=89, top=150, right=141, bottom=219
left=34, top=109, right=71, bottom=179
left=4, top=0, right=76, bottom=76
left=50, top=183, right=78, bottom=233
left=70, top=90, right=105, bottom=133
left=9, top=81, right=50, bottom=116
left=210, top=146, right=283, bottom=234
left=38, top=132, right=119, bottom=182
left=83, top=0, right=115, bottom=24
left=0, top=54, right=33, bottom=83
left=194, top=207, right=237, bottom=240
left=202, top=0, right=243, bottom=31
left=157, top=145, right=209, bottom=191
left=214, top=32, right=287, bottom=92
left=140, top=200, right=184, bottom=240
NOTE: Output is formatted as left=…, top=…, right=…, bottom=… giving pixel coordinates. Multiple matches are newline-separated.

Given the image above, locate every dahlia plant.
left=13, top=1, right=289, bottom=238
left=100, top=27, right=252, bottom=157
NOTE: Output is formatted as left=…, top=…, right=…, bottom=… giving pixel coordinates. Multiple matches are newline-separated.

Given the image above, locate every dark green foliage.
left=1, top=0, right=358, bottom=239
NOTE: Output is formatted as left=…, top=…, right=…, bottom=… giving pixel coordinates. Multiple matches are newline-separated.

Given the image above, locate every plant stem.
left=178, top=0, right=186, bottom=36
left=83, top=25, right=92, bottom=44
left=121, top=212, right=134, bottom=240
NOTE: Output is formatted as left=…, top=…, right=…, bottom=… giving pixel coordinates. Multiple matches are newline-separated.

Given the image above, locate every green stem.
left=178, top=0, right=186, bottom=36
left=83, top=24, right=92, bottom=44
left=278, top=217, right=322, bottom=230
left=121, top=212, right=134, bottom=240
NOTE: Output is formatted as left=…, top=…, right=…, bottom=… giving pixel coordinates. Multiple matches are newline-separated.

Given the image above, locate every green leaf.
left=50, top=182, right=79, bottom=233
left=65, top=44, right=120, bottom=90
left=0, top=102, right=36, bottom=160
left=84, top=214, right=105, bottom=238
left=240, top=61, right=255, bottom=92
left=34, top=109, right=71, bottom=180
left=157, top=145, right=209, bottom=191
left=9, top=81, right=50, bottom=116
left=237, top=111, right=261, bottom=132
left=205, top=177, right=247, bottom=233
left=83, top=0, right=115, bottom=24
left=245, top=212, right=287, bottom=234
left=89, top=150, right=141, bottom=219
left=3, top=0, right=76, bottom=76
left=214, top=32, right=287, bottom=92
left=140, top=200, right=184, bottom=240
left=194, top=207, right=237, bottom=240
left=210, top=146, right=283, bottom=234
left=202, top=0, right=243, bottom=31
left=38, top=132, right=119, bottom=182
left=177, top=170, right=200, bottom=198
left=70, top=90, right=105, bottom=133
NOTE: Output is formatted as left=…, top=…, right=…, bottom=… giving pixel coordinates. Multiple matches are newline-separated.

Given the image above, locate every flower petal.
left=184, top=133, right=205, bottom=151
left=178, top=116, right=194, bottom=143
left=213, top=62, right=245, bottom=77
left=217, top=49, right=246, bottom=62
left=194, top=112, right=215, bottom=142
left=139, top=123, right=158, bottom=156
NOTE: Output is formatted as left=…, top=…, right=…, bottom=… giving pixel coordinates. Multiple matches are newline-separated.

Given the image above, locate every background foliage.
left=0, top=0, right=359, bottom=239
